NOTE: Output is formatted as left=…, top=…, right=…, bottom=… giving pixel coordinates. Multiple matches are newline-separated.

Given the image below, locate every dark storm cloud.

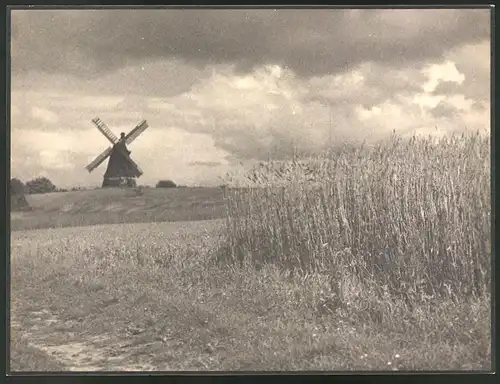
left=11, top=8, right=490, bottom=79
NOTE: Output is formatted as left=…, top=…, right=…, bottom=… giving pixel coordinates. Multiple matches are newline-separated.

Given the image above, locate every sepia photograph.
left=9, top=6, right=492, bottom=372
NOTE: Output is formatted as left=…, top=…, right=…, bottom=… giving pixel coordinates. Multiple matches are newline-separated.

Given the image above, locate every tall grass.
left=218, top=132, right=491, bottom=303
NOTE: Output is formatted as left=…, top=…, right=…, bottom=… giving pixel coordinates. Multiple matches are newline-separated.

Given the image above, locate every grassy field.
left=10, top=133, right=492, bottom=372
left=10, top=186, right=227, bottom=231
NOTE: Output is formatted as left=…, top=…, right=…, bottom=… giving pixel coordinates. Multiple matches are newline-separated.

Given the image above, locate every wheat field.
left=219, top=132, right=490, bottom=298
left=11, top=132, right=491, bottom=371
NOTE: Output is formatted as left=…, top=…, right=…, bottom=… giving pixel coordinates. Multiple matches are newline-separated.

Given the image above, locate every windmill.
left=85, top=117, right=149, bottom=188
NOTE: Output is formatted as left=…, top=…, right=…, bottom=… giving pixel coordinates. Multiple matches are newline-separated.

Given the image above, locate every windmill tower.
left=85, top=117, right=149, bottom=188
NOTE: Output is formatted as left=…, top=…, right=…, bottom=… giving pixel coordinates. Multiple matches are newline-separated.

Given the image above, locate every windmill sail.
left=85, top=146, right=113, bottom=172
left=92, top=117, right=119, bottom=144
left=125, top=120, right=148, bottom=145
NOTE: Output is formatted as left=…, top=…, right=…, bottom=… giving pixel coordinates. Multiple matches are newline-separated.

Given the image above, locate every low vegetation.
left=25, top=176, right=57, bottom=194
left=10, top=132, right=491, bottom=371
left=10, top=187, right=227, bottom=231
left=156, top=179, right=177, bottom=188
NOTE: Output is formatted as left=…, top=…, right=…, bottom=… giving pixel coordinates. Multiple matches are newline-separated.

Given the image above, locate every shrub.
left=11, top=178, right=25, bottom=195
left=10, top=178, right=31, bottom=211
left=26, top=177, right=57, bottom=194
left=156, top=179, right=177, bottom=188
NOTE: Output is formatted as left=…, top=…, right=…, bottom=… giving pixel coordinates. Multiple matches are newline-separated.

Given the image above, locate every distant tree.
left=10, top=178, right=31, bottom=211
left=26, top=176, right=57, bottom=194
left=10, top=178, right=25, bottom=195
left=156, top=179, right=177, bottom=188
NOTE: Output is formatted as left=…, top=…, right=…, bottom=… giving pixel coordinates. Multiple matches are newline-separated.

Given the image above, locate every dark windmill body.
left=85, top=117, right=149, bottom=187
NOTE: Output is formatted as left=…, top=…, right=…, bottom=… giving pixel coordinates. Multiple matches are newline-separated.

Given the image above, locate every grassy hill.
left=10, top=187, right=228, bottom=231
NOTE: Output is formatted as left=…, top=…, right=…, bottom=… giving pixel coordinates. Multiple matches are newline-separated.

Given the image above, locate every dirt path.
left=11, top=308, right=163, bottom=371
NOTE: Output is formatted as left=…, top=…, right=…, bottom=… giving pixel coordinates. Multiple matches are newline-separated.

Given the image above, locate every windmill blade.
left=92, top=117, right=119, bottom=144
left=85, top=146, right=113, bottom=173
left=125, top=120, right=148, bottom=145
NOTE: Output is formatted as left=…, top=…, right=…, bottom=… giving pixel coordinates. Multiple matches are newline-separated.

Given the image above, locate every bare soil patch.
left=11, top=306, right=162, bottom=371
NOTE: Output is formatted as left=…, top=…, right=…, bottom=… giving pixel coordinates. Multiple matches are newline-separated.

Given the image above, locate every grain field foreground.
left=11, top=221, right=490, bottom=371
left=10, top=133, right=491, bottom=372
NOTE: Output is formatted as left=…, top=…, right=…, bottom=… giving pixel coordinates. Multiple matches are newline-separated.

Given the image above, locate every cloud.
left=429, top=101, right=458, bottom=118
left=39, top=150, right=74, bottom=170
left=11, top=128, right=92, bottom=184
left=11, top=47, right=490, bottom=173
left=188, top=161, right=224, bottom=167
left=432, top=80, right=462, bottom=95
left=11, top=58, right=212, bottom=100
left=10, top=8, right=491, bottom=186
left=11, top=90, right=125, bottom=130
left=303, top=63, right=429, bottom=110
left=31, top=106, right=59, bottom=124
left=438, top=41, right=491, bottom=102
left=157, top=56, right=489, bottom=160
left=11, top=105, right=21, bottom=116
left=11, top=8, right=490, bottom=79
left=422, top=61, right=465, bottom=92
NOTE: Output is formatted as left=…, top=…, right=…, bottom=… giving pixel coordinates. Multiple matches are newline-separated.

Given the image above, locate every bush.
left=11, top=178, right=25, bottom=195
left=156, top=179, right=177, bottom=188
left=26, top=177, right=57, bottom=194
left=10, top=178, right=31, bottom=211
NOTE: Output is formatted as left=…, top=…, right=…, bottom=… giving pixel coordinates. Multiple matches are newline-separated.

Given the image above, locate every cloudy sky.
left=10, top=7, right=491, bottom=188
